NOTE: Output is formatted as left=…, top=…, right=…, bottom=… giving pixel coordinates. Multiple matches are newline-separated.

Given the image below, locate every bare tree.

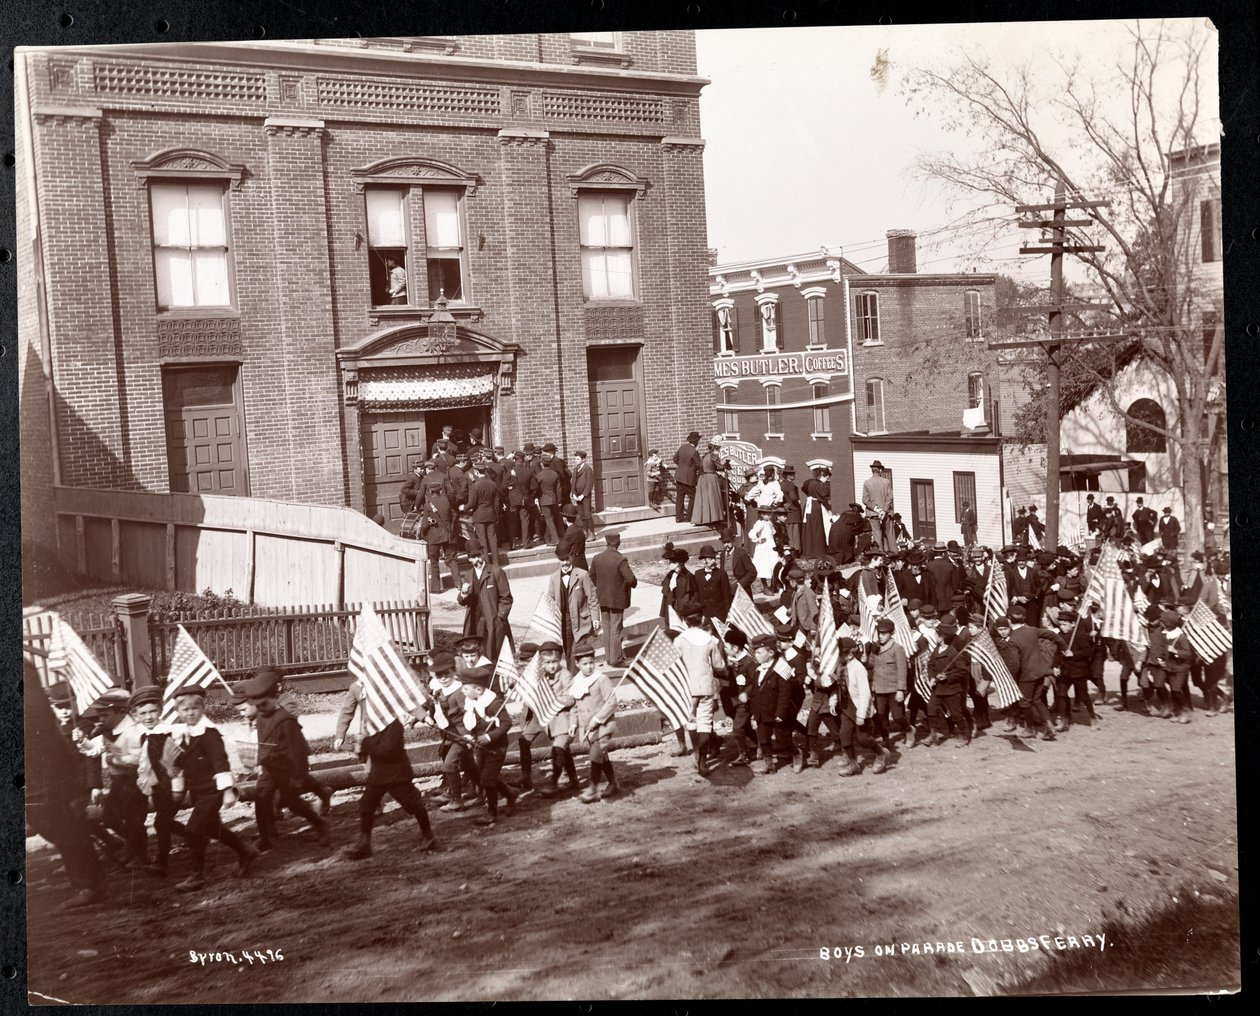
left=903, top=20, right=1223, bottom=554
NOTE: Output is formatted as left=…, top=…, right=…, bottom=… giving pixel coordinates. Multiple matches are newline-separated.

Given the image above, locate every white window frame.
left=810, top=380, right=831, bottom=438
left=762, top=379, right=784, bottom=439
left=756, top=294, right=781, bottom=353
left=422, top=188, right=468, bottom=305
left=718, top=381, right=740, bottom=438
left=713, top=298, right=737, bottom=356
left=856, top=291, right=881, bottom=345
left=149, top=180, right=234, bottom=311
left=964, top=289, right=983, bottom=340
left=967, top=372, right=984, bottom=409
left=570, top=31, right=623, bottom=52
left=866, top=377, right=887, bottom=433
left=803, top=286, right=828, bottom=349
left=578, top=191, right=637, bottom=302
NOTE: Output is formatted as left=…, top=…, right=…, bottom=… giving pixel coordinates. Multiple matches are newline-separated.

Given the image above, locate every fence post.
left=112, top=592, right=154, bottom=688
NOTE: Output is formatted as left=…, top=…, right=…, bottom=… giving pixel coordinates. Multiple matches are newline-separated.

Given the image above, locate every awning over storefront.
left=357, top=363, right=497, bottom=411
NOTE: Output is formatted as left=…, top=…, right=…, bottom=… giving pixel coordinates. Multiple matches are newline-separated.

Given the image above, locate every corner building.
left=18, top=33, right=712, bottom=536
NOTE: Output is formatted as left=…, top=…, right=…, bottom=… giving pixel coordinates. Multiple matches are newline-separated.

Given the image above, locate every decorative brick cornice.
left=34, top=105, right=103, bottom=127
left=157, top=316, right=243, bottom=359
left=263, top=116, right=325, bottom=138
left=660, top=135, right=705, bottom=152
left=496, top=127, right=549, bottom=147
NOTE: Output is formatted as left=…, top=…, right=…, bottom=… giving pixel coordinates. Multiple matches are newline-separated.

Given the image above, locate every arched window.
left=1126, top=398, right=1167, bottom=452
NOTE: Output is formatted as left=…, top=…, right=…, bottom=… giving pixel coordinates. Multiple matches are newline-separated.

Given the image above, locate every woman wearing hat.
left=690, top=438, right=727, bottom=528
left=659, top=543, right=699, bottom=624
left=799, top=465, right=832, bottom=560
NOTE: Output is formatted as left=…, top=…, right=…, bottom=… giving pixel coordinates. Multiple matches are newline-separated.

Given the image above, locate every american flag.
left=161, top=625, right=233, bottom=724
left=348, top=603, right=428, bottom=737
left=911, top=625, right=939, bottom=703
left=728, top=583, right=774, bottom=639
left=492, top=638, right=518, bottom=697
left=1184, top=600, right=1232, bottom=664
left=505, top=648, right=564, bottom=725
left=47, top=613, right=117, bottom=713
left=858, top=591, right=880, bottom=644
left=1084, top=544, right=1145, bottom=646
left=522, top=586, right=564, bottom=648
left=815, top=579, right=840, bottom=682
left=983, top=562, right=1009, bottom=624
left=625, top=627, right=693, bottom=731
left=882, top=568, right=919, bottom=658
left=963, top=627, right=1021, bottom=709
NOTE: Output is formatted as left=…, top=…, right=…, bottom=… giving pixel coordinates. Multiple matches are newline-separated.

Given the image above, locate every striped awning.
left=358, top=364, right=496, bottom=411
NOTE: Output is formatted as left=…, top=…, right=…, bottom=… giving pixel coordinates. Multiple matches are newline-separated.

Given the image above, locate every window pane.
left=424, top=190, right=462, bottom=248
left=605, top=195, right=631, bottom=247
left=582, top=249, right=608, bottom=299
left=604, top=249, right=634, bottom=298
left=366, top=189, right=406, bottom=247
left=427, top=256, right=463, bottom=302
left=193, top=252, right=231, bottom=306
left=187, top=184, right=226, bottom=246
left=151, top=184, right=189, bottom=246
left=578, top=194, right=605, bottom=246
left=572, top=31, right=618, bottom=47
left=156, top=249, right=195, bottom=307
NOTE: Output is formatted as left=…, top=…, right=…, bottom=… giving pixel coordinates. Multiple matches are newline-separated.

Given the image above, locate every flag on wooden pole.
left=522, top=586, right=564, bottom=649
left=1084, top=544, right=1144, bottom=646
left=493, top=638, right=519, bottom=697
left=882, top=568, right=918, bottom=658
left=728, top=584, right=774, bottom=639
left=625, top=627, right=693, bottom=731
left=161, top=626, right=233, bottom=724
left=1184, top=600, right=1232, bottom=664
left=911, top=625, right=938, bottom=703
left=348, top=603, right=427, bottom=737
left=963, top=627, right=1020, bottom=709
left=984, top=562, right=1009, bottom=624
left=48, top=613, right=117, bottom=713
left=505, top=650, right=564, bottom=726
left=816, top=579, right=840, bottom=682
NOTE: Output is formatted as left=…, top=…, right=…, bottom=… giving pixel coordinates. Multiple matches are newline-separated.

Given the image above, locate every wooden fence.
left=150, top=600, right=431, bottom=684
left=52, top=486, right=430, bottom=610
left=22, top=607, right=127, bottom=688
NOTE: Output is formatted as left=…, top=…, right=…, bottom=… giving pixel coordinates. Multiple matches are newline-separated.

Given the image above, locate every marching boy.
left=132, top=685, right=186, bottom=875
left=164, top=688, right=259, bottom=892
left=241, top=671, right=331, bottom=850
left=460, top=666, right=519, bottom=829
left=341, top=713, right=439, bottom=860
left=565, top=639, right=620, bottom=802
left=420, top=651, right=482, bottom=813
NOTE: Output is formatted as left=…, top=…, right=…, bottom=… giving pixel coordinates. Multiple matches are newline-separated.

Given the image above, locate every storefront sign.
left=713, top=349, right=849, bottom=380
left=715, top=439, right=764, bottom=471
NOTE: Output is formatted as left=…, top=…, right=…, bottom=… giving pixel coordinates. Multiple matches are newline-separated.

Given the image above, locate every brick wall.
left=20, top=36, right=710, bottom=514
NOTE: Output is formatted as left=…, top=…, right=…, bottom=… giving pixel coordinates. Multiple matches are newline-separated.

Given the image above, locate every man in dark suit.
left=589, top=532, right=637, bottom=666
left=694, top=544, right=733, bottom=621
left=720, top=529, right=756, bottom=597
left=1085, top=493, right=1104, bottom=538
left=1005, top=547, right=1044, bottom=626
left=673, top=431, right=702, bottom=523
left=1013, top=506, right=1030, bottom=546
left=1159, top=506, right=1181, bottom=552
left=534, top=453, right=564, bottom=545
left=572, top=450, right=597, bottom=538
left=540, top=442, right=572, bottom=506
left=457, top=539, right=514, bottom=661
left=1132, top=497, right=1158, bottom=544
left=960, top=500, right=977, bottom=548
left=555, top=505, right=589, bottom=570
left=926, top=543, right=957, bottom=613
left=466, top=463, right=501, bottom=563
left=781, top=466, right=802, bottom=552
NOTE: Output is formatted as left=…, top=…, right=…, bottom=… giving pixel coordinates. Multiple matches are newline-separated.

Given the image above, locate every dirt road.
left=25, top=705, right=1238, bottom=1001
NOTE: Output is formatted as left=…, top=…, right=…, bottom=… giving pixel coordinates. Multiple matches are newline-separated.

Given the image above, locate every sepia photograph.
left=11, top=8, right=1241, bottom=1002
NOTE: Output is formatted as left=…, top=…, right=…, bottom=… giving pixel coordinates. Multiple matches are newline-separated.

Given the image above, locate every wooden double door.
left=162, top=365, right=248, bottom=495
left=588, top=347, right=644, bottom=510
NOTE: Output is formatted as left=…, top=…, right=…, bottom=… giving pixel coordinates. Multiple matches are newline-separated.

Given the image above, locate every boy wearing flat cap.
left=720, top=627, right=757, bottom=765
left=566, top=639, right=620, bottom=802
left=342, top=710, right=439, bottom=859
left=460, top=666, right=518, bottom=828
left=243, top=670, right=330, bottom=850
left=748, top=633, right=794, bottom=775
left=163, top=687, right=259, bottom=891
left=85, top=687, right=150, bottom=869
left=132, top=685, right=186, bottom=875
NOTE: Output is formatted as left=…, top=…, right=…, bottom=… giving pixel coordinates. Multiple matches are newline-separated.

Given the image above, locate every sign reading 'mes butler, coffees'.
left=713, top=349, right=849, bottom=380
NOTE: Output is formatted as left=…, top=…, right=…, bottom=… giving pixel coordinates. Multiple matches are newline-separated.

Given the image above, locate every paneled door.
left=588, top=347, right=644, bottom=509
left=361, top=412, right=427, bottom=530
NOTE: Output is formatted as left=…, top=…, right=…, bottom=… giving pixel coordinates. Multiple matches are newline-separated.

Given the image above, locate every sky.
left=694, top=19, right=1220, bottom=278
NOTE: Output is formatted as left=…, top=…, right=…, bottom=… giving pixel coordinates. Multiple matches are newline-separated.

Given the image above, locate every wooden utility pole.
left=990, top=181, right=1117, bottom=550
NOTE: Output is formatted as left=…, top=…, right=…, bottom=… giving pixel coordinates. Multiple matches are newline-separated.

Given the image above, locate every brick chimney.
left=886, top=229, right=917, bottom=273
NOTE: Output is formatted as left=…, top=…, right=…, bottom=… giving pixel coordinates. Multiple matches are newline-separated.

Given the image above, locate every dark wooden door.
left=361, top=412, right=427, bottom=530
left=162, top=365, right=247, bottom=495
left=588, top=348, right=643, bottom=509
left=910, top=479, right=936, bottom=541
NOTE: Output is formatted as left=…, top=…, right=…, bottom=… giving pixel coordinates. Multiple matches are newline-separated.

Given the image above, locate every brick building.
left=710, top=232, right=1013, bottom=542
left=16, top=32, right=713, bottom=565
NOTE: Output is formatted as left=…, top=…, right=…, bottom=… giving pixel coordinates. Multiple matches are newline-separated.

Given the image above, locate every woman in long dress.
left=691, top=440, right=727, bottom=528
left=800, top=466, right=832, bottom=560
